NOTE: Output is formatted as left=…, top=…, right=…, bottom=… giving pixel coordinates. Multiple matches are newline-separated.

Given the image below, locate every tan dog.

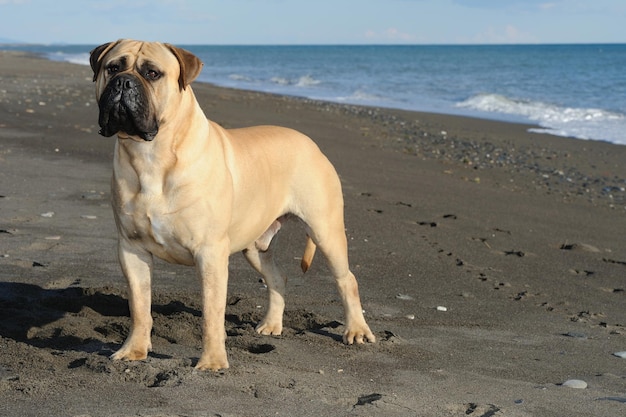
left=89, top=39, right=375, bottom=371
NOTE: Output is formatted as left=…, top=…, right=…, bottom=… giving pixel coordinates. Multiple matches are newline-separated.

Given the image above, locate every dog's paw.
left=255, top=321, right=283, bottom=336
left=195, top=354, right=229, bottom=372
left=343, top=325, right=377, bottom=345
left=110, top=345, right=149, bottom=361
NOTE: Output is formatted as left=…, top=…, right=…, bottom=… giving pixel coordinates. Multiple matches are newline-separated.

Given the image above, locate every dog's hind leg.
left=303, top=210, right=376, bottom=345
left=244, top=225, right=287, bottom=336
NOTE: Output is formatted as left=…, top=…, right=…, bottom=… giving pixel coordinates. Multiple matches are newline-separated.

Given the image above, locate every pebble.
left=40, top=211, right=55, bottom=218
left=436, top=306, right=448, bottom=312
left=396, top=294, right=413, bottom=301
left=613, top=351, right=626, bottom=358
left=563, top=331, right=587, bottom=339
left=82, top=191, right=104, bottom=200
left=562, top=379, right=587, bottom=389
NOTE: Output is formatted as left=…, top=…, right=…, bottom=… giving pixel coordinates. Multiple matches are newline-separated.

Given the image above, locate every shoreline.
left=1, top=50, right=626, bottom=416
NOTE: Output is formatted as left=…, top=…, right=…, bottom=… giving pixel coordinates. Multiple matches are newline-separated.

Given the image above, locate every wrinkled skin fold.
left=97, top=73, right=158, bottom=141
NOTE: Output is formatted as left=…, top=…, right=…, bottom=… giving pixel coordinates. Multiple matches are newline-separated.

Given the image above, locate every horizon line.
left=1, top=41, right=625, bottom=47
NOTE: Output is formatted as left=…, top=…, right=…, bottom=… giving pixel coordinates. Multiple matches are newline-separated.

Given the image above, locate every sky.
left=0, top=0, right=624, bottom=45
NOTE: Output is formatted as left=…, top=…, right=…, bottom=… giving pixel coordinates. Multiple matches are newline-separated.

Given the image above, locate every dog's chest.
left=118, top=192, right=194, bottom=265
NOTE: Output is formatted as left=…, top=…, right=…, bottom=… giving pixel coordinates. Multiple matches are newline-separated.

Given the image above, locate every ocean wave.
left=457, top=93, right=626, bottom=144
left=46, top=51, right=90, bottom=66
left=228, top=74, right=252, bottom=82
left=270, top=75, right=321, bottom=87
left=336, top=89, right=389, bottom=105
left=295, top=75, right=321, bottom=87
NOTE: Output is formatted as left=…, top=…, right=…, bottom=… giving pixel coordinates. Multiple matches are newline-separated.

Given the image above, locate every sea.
left=5, top=43, right=626, bottom=145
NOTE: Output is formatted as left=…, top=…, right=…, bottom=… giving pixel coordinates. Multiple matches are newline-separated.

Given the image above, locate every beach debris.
left=82, top=191, right=104, bottom=200
left=45, top=235, right=61, bottom=240
left=598, top=396, right=626, bottom=403
left=569, top=269, right=595, bottom=276
left=80, top=215, right=98, bottom=219
left=560, top=243, right=601, bottom=253
left=436, top=306, right=448, bottom=312
left=563, top=331, right=587, bottom=339
left=396, top=294, right=413, bottom=301
left=32, top=261, right=48, bottom=268
left=602, top=258, right=626, bottom=266
left=464, top=403, right=501, bottom=416
left=417, top=221, right=437, bottom=227
left=354, top=393, right=383, bottom=407
left=405, top=314, right=415, bottom=320
left=613, top=351, right=626, bottom=359
left=40, top=211, right=55, bottom=218
left=562, top=379, right=587, bottom=389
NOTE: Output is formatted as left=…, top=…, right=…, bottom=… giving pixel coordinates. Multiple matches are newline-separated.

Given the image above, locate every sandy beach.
left=1, top=50, right=625, bottom=416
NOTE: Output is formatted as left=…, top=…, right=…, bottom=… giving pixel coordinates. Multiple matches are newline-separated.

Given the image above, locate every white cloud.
left=539, top=2, right=557, bottom=10
left=365, top=27, right=416, bottom=43
left=468, top=24, right=538, bottom=44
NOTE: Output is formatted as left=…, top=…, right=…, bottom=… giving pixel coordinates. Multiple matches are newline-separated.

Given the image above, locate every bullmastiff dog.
left=89, top=39, right=376, bottom=371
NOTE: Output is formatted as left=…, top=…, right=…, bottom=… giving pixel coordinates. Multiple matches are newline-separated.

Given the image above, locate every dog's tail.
left=300, top=235, right=317, bottom=273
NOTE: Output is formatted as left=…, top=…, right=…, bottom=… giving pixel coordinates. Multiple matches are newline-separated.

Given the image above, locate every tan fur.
left=91, top=39, right=375, bottom=371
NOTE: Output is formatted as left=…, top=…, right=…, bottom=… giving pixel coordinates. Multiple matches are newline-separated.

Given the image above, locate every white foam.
left=228, top=74, right=252, bottom=82
left=336, top=89, right=388, bottom=105
left=46, top=52, right=90, bottom=66
left=295, top=75, right=321, bottom=87
left=270, top=76, right=290, bottom=85
left=457, top=93, right=626, bottom=144
left=269, top=75, right=321, bottom=87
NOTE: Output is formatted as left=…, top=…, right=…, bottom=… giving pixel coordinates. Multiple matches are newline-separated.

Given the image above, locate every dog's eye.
left=145, top=70, right=161, bottom=81
left=107, top=64, right=120, bottom=75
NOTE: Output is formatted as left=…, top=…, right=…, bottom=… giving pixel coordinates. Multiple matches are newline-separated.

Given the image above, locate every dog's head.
left=90, top=39, right=203, bottom=141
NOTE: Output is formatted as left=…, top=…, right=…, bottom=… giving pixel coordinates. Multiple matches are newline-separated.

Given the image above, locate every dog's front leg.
left=195, top=244, right=230, bottom=371
left=111, top=239, right=154, bottom=361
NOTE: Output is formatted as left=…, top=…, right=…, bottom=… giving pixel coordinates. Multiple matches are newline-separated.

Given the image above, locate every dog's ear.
left=166, top=44, right=203, bottom=91
left=90, top=40, right=122, bottom=82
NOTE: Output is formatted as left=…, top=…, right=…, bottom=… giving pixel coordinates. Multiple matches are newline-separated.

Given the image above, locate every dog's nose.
left=115, top=74, right=137, bottom=91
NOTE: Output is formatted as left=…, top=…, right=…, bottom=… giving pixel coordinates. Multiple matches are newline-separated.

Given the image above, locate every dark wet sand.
left=1, top=50, right=625, bottom=416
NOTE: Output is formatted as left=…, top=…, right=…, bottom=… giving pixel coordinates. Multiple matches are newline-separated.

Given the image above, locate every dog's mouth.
left=98, top=74, right=158, bottom=141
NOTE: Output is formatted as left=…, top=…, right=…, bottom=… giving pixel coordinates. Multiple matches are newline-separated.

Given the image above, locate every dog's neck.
left=113, top=88, right=214, bottom=193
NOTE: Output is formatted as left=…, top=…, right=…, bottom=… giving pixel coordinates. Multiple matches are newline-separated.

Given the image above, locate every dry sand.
left=1, top=50, right=625, bottom=416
